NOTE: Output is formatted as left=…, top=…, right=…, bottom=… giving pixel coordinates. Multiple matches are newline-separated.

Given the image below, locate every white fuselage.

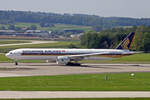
left=6, top=48, right=135, bottom=61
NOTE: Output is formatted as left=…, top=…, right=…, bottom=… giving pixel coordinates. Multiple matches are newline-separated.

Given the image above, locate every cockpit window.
left=9, top=52, right=13, bottom=54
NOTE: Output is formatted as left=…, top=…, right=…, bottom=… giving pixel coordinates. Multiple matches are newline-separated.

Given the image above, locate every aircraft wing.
left=67, top=52, right=110, bottom=60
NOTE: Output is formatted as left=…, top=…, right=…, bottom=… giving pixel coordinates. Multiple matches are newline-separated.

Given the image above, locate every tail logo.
left=116, top=32, right=135, bottom=50
left=122, top=38, right=130, bottom=49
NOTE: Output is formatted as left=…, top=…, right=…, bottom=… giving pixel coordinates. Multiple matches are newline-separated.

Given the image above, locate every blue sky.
left=0, top=0, right=149, bottom=18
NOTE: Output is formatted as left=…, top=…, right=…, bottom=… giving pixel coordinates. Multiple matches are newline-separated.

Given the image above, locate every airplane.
left=6, top=32, right=137, bottom=66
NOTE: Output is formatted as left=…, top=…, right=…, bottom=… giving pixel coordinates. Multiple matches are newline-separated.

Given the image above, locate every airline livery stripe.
left=21, top=54, right=133, bottom=57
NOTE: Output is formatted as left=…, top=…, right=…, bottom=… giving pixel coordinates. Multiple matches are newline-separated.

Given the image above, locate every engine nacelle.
left=56, top=56, right=71, bottom=65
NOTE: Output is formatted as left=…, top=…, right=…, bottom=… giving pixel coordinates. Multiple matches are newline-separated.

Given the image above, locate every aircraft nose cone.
left=5, top=53, right=10, bottom=58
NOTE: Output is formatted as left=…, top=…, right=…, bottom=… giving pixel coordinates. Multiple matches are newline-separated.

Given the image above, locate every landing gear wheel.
left=66, top=62, right=81, bottom=66
left=15, top=61, right=18, bottom=65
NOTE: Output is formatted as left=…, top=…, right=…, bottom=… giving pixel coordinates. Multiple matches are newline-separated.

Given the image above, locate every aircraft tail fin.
left=116, top=32, right=135, bottom=50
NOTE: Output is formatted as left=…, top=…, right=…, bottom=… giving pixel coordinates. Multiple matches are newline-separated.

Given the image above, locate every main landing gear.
left=66, top=62, right=81, bottom=66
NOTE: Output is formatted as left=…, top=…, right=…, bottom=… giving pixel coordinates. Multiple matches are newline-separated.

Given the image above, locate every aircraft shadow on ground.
left=20, top=63, right=122, bottom=69
left=60, top=64, right=121, bottom=69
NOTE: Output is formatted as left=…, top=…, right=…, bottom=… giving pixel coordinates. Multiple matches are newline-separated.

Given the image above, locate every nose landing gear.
left=14, top=61, right=18, bottom=65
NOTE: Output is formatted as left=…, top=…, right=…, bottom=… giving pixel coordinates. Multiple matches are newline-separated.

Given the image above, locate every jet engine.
left=56, top=56, right=71, bottom=65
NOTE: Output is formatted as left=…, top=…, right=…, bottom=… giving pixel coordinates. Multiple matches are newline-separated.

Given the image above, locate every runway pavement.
left=0, top=91, right=150, bottom=99
left=0, top=63, right=150, bottom=77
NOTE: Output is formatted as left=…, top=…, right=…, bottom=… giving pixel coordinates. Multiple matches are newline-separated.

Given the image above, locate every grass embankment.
left=0, top=98, right=150, bottom=100
left=81, top=53, right=150, bottom=64
left=0, top=72, right=150, bottom=91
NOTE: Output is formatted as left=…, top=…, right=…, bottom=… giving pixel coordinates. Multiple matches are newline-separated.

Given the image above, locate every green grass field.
left=0, top=53, right=45, bottom=63
left=50, top=24, right=92, bottom=32
left=0, top=41, right=80, bottom=53
left=0, top=23, right=92, bottom=34
left=0, top=39, right=30, bottom=44
left=81, top=53, right=150, bottom=64
left=0, top=98, right=150, bottom=100
left=15, top=23, right=92, bottom=31
left=0, top=72, right=150, bottom=91
left=0, top=53, right=12, bottom=62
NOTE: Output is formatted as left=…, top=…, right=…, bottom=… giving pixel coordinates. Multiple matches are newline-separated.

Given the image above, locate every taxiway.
left=0, top=63, right=150, bottom=77
left=0, top=91, right=150, bottom=99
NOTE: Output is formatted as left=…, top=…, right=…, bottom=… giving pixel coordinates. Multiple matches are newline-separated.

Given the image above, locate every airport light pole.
left=105, top=73, right=109, bottom=80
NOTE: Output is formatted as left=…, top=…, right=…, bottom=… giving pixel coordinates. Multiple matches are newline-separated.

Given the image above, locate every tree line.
left=1, top=10, right=150, bottom=29
left=80, top=26, right=150, bottom=52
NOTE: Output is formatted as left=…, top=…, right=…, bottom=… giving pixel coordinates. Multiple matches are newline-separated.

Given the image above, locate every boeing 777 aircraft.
left=6, top=32, right=137, bottom=65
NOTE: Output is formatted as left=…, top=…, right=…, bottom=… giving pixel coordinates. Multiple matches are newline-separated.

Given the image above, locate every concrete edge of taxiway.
left=0, top=91, right=150, bottom=99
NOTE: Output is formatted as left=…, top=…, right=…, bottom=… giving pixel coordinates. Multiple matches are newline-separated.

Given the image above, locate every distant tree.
left=40, top=22, right=54, bottom=27
left=15, top=27, right=22, bottom=31
left=0, top=26, right=6, bottom=30
left=40, top=22, right=45, bottom=27
left=143, top=32, right=150, bottom=52
left=68, top=43, right=77, bottom=48
left=1, top=10, right=150, bottom=29
left=29, top=25, right=37, bottom=30
left=8, top=24, right=15, bottom=30
left=81, top=31, right=105, bottom=48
